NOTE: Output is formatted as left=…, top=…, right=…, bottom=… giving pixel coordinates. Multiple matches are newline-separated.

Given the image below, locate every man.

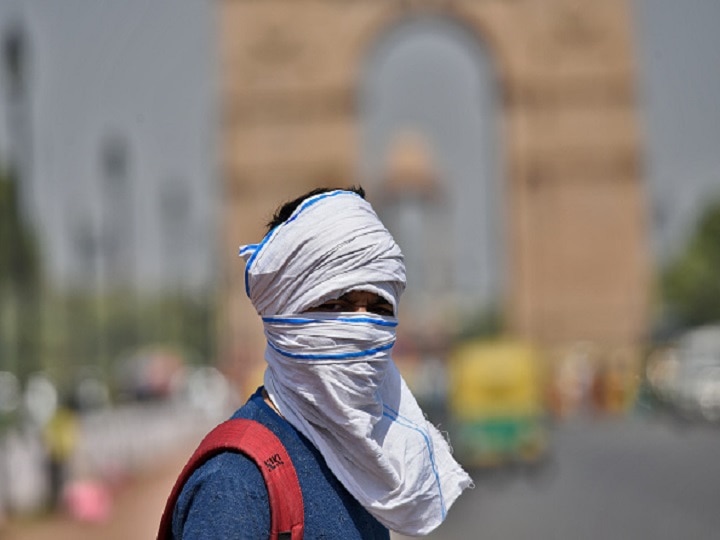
left=170, top=186, right=472, bottom=538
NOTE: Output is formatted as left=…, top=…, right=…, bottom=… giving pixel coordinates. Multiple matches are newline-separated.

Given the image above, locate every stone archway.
left=358, top=14, right=505, bottom=335
left=218, top=0, right=649, bottom=390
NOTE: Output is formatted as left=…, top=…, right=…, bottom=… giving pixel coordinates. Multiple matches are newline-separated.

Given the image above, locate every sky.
left=0, top=0, right=217, bottom=290
left=0, top=0, right=719, bottom=293
left=631, top=0, right=720, bottom=261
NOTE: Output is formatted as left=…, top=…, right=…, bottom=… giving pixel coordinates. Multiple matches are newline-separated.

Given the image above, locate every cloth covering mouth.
left=239, top=190, right=472, bottom=535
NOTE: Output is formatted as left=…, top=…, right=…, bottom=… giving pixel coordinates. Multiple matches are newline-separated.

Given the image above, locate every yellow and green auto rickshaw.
left=448, top=339, right=550, bottom=468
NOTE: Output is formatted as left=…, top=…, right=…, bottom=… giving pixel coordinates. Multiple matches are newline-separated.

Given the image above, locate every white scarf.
left=240, top=190, right=472, bottom=536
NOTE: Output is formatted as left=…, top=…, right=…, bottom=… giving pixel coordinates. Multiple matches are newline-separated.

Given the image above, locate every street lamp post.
left=159, top=178, right=190, bottom=344
left=97, top=132, right=134, bottom=379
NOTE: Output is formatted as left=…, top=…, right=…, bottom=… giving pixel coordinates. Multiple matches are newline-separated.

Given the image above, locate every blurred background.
left=0, top=0, right=719, bottom=538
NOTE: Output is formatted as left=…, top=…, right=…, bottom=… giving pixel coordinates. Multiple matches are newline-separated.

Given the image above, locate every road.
left=1, top=399, right=225, bottom=540
left=2, top=446, right=191, bottom=540
left=5, top=410, right=720, bottom=540
left=396, top=412, right=720, bottom=540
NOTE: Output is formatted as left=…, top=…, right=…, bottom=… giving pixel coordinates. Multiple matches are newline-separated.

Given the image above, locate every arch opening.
left=358, top=16, right=506, bottom=333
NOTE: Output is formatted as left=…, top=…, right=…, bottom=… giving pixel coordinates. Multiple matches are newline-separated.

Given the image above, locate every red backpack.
left=157, top=418, right=304, bottom=540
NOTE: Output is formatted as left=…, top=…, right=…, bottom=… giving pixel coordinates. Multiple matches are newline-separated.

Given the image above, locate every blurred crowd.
left=0, top=359, right=237, bottom=528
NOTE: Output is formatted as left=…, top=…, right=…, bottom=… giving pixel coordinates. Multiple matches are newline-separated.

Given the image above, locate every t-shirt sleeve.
left=171, top=451, right=270, bottom=539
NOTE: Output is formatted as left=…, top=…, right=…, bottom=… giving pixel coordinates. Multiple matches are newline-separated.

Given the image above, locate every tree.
left=0, top=167, right=39, bottom=288
left=662, top=197, right=720, bottom=327
left=0, top=166, right=42, bottom=378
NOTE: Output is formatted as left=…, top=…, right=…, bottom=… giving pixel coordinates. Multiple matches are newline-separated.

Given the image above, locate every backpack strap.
left=157, top=418, right=304, bottom=540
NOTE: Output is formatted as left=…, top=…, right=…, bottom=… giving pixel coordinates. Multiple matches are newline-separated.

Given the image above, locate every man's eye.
left=306, top=298, right=394, bottom=315
left=370, top=305, right=394, bottom=316
left=315, top=301, right=345, bottom=312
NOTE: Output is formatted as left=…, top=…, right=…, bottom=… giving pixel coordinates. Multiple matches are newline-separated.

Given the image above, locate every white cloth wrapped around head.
left=239, top=189, right=472, bottom=536
left=240, top=190, right=406, bottom=316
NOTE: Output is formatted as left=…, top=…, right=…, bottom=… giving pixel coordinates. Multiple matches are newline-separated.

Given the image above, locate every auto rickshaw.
left=448, top=339, right=549, bottom=468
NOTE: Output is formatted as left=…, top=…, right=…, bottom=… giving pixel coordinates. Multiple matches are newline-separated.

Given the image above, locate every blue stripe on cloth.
left=262, top=316, right=397, bottom=327
left=266, top=339, right=395, bottom=360
left=243, top=228, right=277, bottom=296
left=238, top=244, right=259, bottom=257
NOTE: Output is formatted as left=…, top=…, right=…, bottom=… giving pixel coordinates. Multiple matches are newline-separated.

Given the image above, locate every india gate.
left=216, top=0, right=650, bottom=390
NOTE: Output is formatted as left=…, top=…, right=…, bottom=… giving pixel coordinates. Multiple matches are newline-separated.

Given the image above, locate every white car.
left=670, top=325, right=720, bottom=422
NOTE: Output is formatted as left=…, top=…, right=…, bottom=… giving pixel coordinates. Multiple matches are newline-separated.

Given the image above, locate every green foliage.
left=662, top=197, right=720, bottom=326
left=0, top=168, right=40, bottom=288
left=0, top=167, right=42, bottom=379
left=52, top=291, right=217, bottom=385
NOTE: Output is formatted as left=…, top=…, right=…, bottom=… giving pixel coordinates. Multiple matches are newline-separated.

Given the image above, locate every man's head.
left=264, top=186, right=396, bottom=315
left=240, top=186, right=404, bottom=317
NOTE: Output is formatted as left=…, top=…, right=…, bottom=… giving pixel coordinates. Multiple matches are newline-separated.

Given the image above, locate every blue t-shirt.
left=171, top=387, right=390, bottom=539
